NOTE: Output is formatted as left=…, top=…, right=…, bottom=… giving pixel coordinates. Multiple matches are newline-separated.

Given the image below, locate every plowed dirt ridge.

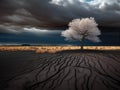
left=5, top=51, right=120, bottom=90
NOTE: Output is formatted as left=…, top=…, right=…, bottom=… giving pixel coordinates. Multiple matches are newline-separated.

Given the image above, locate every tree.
left=61, top=17, right=101, bottom=50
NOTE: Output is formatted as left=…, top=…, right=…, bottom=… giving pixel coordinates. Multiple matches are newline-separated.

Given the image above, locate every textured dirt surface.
left=0, top=50, right=120, bottom=90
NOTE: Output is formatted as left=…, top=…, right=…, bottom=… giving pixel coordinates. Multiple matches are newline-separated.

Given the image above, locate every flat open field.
left=0, top=46, right=120, bottom=90
left=0, top=46, right=120, bottom=53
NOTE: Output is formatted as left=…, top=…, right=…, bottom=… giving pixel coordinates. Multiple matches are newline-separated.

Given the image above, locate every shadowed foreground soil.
left=0, top=50, right=120, bottom=90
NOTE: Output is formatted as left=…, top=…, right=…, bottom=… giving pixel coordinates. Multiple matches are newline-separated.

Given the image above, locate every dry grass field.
left=0, top=46, right=120, bottom=90
left=0, top=46, right=120, bottom=53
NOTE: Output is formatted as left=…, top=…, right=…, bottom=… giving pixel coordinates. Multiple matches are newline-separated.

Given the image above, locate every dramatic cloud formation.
left=0, top=0, right=120, bottom=33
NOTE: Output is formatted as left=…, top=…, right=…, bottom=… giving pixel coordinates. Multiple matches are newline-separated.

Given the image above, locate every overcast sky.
left=0, top=0, right=120, bottom=45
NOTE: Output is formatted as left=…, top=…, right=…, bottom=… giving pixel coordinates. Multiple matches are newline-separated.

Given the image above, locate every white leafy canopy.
left=61, top=17, right=101, bottom=42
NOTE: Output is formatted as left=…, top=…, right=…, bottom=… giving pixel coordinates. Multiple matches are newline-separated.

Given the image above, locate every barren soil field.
left=0, top=46, right=120, bottom=90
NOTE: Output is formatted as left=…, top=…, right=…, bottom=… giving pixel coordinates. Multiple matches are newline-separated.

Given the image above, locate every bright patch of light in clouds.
left=50, top=0, right=92, bottom=5
left=79, top=0, right=85, bottom=2
left=50, top=0, right=74, bottom=6
left=23, top=27, right=61, bottom=34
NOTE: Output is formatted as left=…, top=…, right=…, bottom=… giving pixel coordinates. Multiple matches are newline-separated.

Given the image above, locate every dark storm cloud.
left=0, top=24, right=24, bottom=33
left=0, top=0, right=26, bottom=21
left=0, top=0, right=120, bottom=33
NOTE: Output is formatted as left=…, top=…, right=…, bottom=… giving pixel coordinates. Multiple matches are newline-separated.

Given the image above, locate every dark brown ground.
left=0, top=50, right=120, bottom=90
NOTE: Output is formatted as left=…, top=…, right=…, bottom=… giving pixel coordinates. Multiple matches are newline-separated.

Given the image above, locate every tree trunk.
left=80, top=36, right=85, bottom=50
left=81, top=44, right=83, bottom=50
left=80, top=40, right=84, bottom=50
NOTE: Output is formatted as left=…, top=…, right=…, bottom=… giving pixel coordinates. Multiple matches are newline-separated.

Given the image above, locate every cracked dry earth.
left=4, top=51, right=120, bottom=90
